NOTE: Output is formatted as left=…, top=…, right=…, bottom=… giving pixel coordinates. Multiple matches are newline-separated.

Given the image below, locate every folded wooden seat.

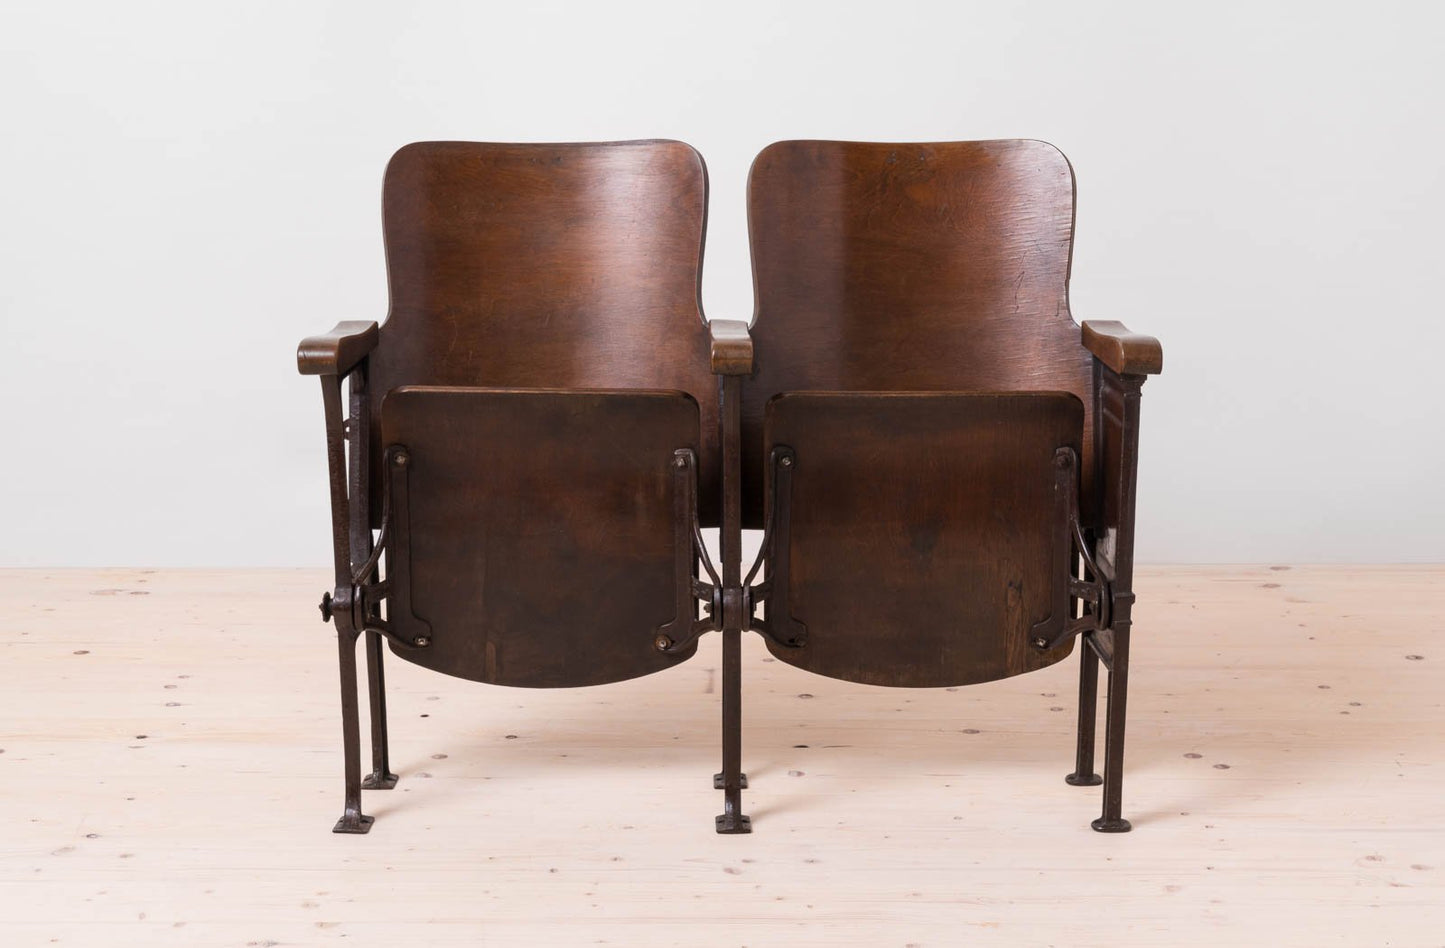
left=760, top=391, right=1084, bottom=688
left=380, top=387, right=701, bottom=687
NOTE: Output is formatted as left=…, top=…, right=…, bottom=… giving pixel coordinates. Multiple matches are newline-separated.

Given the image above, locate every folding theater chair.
left=296, top=141, right=756, bottom=833
left=731, top=140, right=1163, bottom=831
left=297, top=138, right=1161, bottom=836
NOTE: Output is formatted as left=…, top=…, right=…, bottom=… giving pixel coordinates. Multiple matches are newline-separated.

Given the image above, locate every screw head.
left=779, top=456, right=793, bottom=467
left=414, top=636, right=429, bottom=648
left=674, top=456, right=688, bottom=469
left=1033, top=636, right=1049, bottom=649
left=393, top=452, right=409, bottom=467
left=655, top=634, right=672, bottom=651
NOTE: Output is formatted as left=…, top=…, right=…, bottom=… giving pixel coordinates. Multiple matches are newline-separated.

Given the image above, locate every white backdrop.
left=2, top=0, right=1442, bottom=566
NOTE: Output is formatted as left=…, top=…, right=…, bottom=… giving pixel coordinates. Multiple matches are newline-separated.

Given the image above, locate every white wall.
left=2, top=0, right=1441, bottom=566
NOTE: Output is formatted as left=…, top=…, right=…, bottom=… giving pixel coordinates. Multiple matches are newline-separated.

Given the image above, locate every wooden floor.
left=1, top=567, right=1442, bottom=946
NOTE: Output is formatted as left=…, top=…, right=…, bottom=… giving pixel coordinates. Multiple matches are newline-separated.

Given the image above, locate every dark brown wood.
left=742, top=139, right=1162, bottom=832
left=1081, top=320, right=1163, bottom=376
left=369, top=141, right=721, bottom=525
left=761, top=392, right=1083, bottom=687
left=708, top=319, right=754, bottom=375
left=297, top=320, right=379, bottom=377
left=299, top=140, right=729, bottom=833
left=299, top=136, right=1161, bottom=836
left=380, top=387, right=701, bottom=687
left=744, top=139, right=1096, bottom=526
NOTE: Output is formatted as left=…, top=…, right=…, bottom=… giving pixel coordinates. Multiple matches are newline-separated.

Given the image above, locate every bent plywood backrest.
left=744, top=139, right=1097, bottom=526
left=366, top=140, right=721, bottom=523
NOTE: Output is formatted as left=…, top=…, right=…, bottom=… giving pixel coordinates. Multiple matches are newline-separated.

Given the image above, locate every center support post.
left=715, top=373, right=751, bottom=833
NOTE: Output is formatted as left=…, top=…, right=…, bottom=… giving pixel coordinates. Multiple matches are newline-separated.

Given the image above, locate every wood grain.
left=745, top=140, right=1096, bottom=526
left=2, top=566, right=1440, bottom=945
left=296, top=320, right=380, bottom=377
left=379, top=387, right=700, bottom=686
left=367, top=140, right=720, bottom=524
left=1082, top=320, right=1164, bottom=376
left=762, top=392, right=1084, bottom=686
left=707, top=319, right=754, bottom=375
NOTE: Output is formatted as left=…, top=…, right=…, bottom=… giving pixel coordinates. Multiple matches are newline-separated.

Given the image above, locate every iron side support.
left=715, top=374, right=751, bottom=834
left=347, top=363, right=398, bottom=792
left=321, top=374, right=374, bottom=833
left=1066, top=528, right=1103, bottom=787
left=1088, top=364, right=1147, bottom=833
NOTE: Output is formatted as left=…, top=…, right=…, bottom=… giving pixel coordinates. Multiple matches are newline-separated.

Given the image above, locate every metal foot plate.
left=715, top=813, right=752, bottom=834
left=1065, top=772, right=1103, bottom=786
left=1091, top=817, right=1132, bottom=833
left=333, top=813, right=375, bottom=834
left=362, top=772, right=399, bottom=790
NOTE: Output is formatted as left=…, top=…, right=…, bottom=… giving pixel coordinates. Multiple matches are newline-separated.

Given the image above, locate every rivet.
left=674, top=456, right=688, bottom=469
left=780, top=456, right=793, bottom=467
left=1033, top=637, right=1049, bottom=649
left=414, top=636, right=429, bottom=647
left=394, top=452, right=409, bottom=467
left=655, top=634, right=672, bottom=651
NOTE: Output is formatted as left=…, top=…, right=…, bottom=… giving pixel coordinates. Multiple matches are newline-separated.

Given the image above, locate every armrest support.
left=298, top=321, right=380, bottom=377
left=708, top=319, right=754, bottom=376
left=1081, top=321, right=1163, bottom=376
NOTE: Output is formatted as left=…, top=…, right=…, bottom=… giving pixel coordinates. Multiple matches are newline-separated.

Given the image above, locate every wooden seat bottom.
left=380, top=386, right=701, bottom=687
left=763, top=391, right=1085, bottom=687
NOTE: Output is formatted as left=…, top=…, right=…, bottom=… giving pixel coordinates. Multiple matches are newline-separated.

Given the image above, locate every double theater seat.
left=297, top=139, right=1163, bottom=836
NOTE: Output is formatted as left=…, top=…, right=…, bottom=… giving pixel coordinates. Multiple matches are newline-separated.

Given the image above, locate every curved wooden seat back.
left=744, top=139, right=1097, bottom=526
left=366, top=140, right=719, bottom=524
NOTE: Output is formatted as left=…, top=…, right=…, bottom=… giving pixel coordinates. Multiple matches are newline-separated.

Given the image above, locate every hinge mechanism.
left=316, top=476, right=429, bottom=650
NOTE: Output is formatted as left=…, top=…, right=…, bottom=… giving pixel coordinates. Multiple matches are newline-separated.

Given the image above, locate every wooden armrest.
left=1081, top=320, right=1163, bottom=376
left=708, top=319, right=754, bottom=375
left=297, top=321, right=380, bottom=377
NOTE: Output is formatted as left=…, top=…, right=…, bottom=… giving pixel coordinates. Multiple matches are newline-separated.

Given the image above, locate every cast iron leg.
left=332, top=625, right=374, bottom=833
left=714, top=374, right=751, bottom=833
left=1066, top=640, right=1103, bottom=786
left=715, top=627, right=751, bottom=833
left=1092, top=628, right=1132, bottom=832
left=362, top=630, right=399, bottom=790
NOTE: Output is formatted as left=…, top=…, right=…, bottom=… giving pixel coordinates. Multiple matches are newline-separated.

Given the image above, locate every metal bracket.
left=318, top=444, right=431, bottom=651
left=319, top=576, right=430, bottom=652
left=742, top=446, right=808, bottom=649
left=377, top=445, right=433, bottom=648
left=655, top=449, right=723, bottom=654
left=1031, top=447, right=1113, bottom=653
left=318, top=584, right=428, bottom=652
left=654, top=445, right=810, bottom=655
